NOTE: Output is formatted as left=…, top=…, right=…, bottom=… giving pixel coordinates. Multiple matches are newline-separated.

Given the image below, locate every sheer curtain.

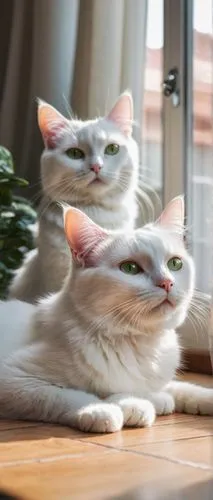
left=0, top=0, right=79, bottom=197
left=0, top=0, right=147, bottom=199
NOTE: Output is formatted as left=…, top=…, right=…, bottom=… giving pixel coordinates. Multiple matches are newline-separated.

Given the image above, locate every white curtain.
left=0, top=0, right=147, bottom=198
left=72, top=0, right=147, bottom=145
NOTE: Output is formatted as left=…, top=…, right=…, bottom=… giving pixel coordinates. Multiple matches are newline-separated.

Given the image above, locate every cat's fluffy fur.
left=1, top=197, right=213, bottom=433
left=9, top=92, right=140, bottom=303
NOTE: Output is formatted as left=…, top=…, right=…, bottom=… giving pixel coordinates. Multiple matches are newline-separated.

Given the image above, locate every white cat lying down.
left=0, top=197, right=213, bottom=433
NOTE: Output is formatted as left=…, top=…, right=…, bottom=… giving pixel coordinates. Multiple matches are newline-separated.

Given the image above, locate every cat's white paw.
left=122, top=398, right=156, bottom=427
left=150, top=392, right=175, bottom=415
left=76, top=403, right=123, bottom=433
left=174, top=390, right=213, bottom=415
left=107, top=395, right=156, bottom=427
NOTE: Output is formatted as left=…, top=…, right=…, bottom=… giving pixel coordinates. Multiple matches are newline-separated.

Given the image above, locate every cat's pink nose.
left=157, top=278, right=173, bottom=293
left=90, top=163, right=101, bottom=174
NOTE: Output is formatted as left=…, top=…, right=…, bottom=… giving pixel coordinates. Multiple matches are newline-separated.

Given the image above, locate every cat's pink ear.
left=107, top=92, right=133, bottom=136
left=37, top=100, right=68, bottom=148
left=63, top=206, right=108, bottom=266
left=156, top=196, right=185, bottom=236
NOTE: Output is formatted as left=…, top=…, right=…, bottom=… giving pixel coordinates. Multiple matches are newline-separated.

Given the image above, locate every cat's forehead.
left=135, top=227, right=184, bottom=257
left=105, top=226, right=186, bottom=262
left=67, top=118, right=124, bottom=146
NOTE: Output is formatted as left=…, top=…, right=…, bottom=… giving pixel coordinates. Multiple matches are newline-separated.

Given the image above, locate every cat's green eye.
left=104, top=143, right=120, bottom=155
left=66, top=148, right=85, bottom=160
left=167, top=257, right=183, bottom=271
left=120, top=261, right=142, bottom=275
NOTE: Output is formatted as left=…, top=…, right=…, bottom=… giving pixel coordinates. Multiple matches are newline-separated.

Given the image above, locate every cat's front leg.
left=166, top=380, right=213, bottom=415
left=77, top=402, right=123, bottom=433
left=149, top=392, right=175, bottom=416
left=0, top=365, right=123, bottom=434
left=106, top=390, right=175, bottom=425
left=106, top=394, right=156, bottom=427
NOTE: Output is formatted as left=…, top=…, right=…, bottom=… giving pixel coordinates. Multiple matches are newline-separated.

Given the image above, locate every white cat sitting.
left=9, top=92, right=140, bottom=303
left=1, top=197, right=213, bottom=434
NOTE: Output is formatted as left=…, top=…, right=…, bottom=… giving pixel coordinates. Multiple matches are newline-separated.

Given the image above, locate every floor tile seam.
left=0, top=424, right=42, bottom=432
left=0, top=447, right=117, bottom=469
left=78, top=440, right=213, bottom=471
left=78, top=432, right=213, bottom=449
left=121, top=433, right=213, bottom=447
left=119, top=447, right=213, bottom=471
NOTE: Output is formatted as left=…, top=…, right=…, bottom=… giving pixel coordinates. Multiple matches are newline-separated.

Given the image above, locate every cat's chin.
left=84, top=170, right=116, bottom=188
left=160, top=298, right=176, bottom=309
left=85, top=178, right=113, bottom=197
left=144, top=300, right=177, bottom=324
left=149, top=297, right=175, bottom=313
left=89, top=178, right=105, bottom=187
left=87, top=175, right=110, bottom=188
left=150, top=299, right=175, bottom=315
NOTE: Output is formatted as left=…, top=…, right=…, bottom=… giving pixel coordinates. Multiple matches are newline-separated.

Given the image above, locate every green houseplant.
left=0, top=146, right=37, bottom=299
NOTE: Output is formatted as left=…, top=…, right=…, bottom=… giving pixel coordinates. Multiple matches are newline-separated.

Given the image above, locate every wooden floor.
left=0, top=374, right=213, bottom=500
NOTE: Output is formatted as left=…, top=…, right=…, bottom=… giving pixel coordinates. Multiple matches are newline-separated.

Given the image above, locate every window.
left=142, top=0, right=213, bottom=371
left=141, top=0, right=164, bottom=200
left=189, top=0, right=213, bottom=294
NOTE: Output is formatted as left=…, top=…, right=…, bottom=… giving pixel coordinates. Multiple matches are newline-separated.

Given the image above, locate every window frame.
left=163, top=0, right=188, bottom=204
left=163, top=0, right=212, bottom=373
